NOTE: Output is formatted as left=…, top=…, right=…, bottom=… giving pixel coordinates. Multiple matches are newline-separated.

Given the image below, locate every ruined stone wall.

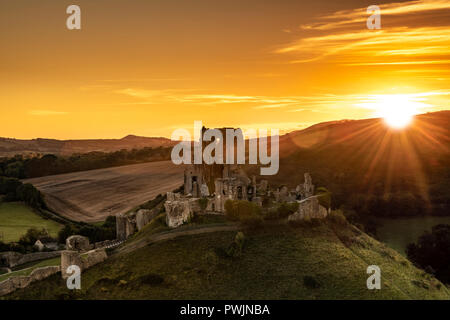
left=165, top=198, right=201, bottom=228
left=66, top=235, right=92, bottom=251
left=0, top=266, right=60, bottom=296
left=93, top=239, right=120, bottom=249
left=116, top=212, right=136, bottom=240
left=0, top=251, right=62, bottom=269
left=288, top=196, right=328, bottom=221
left=136, top=208, right=159, bottom=231
left=61, top=248, right=107, bottom=279
left=116, top=207, right=160, bottom=240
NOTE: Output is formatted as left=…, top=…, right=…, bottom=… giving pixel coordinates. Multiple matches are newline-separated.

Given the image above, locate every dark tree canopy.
left=407, top=224, right=450, bottom=284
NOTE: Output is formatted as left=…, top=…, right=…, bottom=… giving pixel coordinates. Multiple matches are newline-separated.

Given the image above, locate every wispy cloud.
left=116, top=88, right=322, bottom=110
left=277, top=27, right=450, bottom=64
left=29, top=110, right=68, bottom=116
left=277, top=0, right=450, bottom=66
left=301, top=0, right=450, bottom=31
left=115, top=88, right=449, bottom=116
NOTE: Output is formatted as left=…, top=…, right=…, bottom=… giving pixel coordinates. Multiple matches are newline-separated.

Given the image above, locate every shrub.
left=19, top=227, right=49, bottom=246
left=0, top=241, right=13, bottom=252
left=265, top=202, right=299, bottom=220
left=225, top=200, right=262, bottom=226
left=406, top=224, right=450, bottom=284
left=58, top=225, right=77, bottom=243
left=204, top=250, right=219, bottom=266
left=57, top=217, right=116, bottom=244
left=316, top=187, right=331, bottom=210
left=279, top=202, right=299, bottom=218
left=226, top=232, right=246, bottom=258
left=303, top=275, right=320, bottom=289
left=140, top=193, right=166, bottom=210
left=327, top=210, right=347, bottom=225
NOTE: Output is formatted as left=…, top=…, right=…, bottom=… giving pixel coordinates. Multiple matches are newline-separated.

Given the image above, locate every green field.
left=0, top=202, right=63, bottom=243
left=5, top=217, right=449, bottom=300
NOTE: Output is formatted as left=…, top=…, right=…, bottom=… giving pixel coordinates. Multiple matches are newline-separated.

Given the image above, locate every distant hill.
left=0, top=135, right=176, bottom=156
left=248, top=110, right=450, bottom=216
left=278, top=110, right=449, bottom=160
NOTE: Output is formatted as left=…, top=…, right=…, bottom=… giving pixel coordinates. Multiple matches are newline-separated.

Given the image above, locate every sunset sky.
left=1, top=0, right=449, bottom=139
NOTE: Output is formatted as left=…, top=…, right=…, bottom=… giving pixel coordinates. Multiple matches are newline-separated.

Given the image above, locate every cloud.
left=300, top=0, right=450, bottom=31
left=116, top=89, right=317, bottom=109
left=29, top=110, right=68, bottom=116
left=115, top=87, right=450, bottom=118
left=276, top=0, right=450, bottom=66
left=277, top=27, right=450, bottom=64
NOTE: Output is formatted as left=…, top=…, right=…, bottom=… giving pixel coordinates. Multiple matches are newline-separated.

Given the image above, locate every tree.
left=315, top=186, right=331, bottom=210
left=406, top=224, right=450, bottom=283
left=5, top=161, right=25, bottom=178
left=224, top=200, right=262, bottom=227
left=19, top=228, right=48, bottom=246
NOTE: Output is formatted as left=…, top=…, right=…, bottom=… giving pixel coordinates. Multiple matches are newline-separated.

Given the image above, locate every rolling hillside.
left=4, top=217, right=450, bottom=300
left=24, top=161, right=184, bottom=222
left=0, top=135, right=176, bottom=157
left=249, top=111, right=450, bottom=216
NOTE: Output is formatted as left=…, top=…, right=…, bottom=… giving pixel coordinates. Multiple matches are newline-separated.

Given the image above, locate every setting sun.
left=358, top=94, right=428, bottom=129
left=378, top=95, right=421, bottom=129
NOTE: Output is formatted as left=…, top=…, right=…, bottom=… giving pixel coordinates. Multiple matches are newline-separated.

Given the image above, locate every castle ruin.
left=117, top=126, right=329, bottom=237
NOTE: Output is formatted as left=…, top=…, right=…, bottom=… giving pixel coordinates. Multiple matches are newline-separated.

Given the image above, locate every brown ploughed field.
left=24, top=161, right=184, bottom=223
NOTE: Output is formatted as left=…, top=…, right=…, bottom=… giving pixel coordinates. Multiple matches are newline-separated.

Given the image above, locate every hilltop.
left=247, top=111, right=450, bottom=217
left=4, top=215, right=450, bottom=300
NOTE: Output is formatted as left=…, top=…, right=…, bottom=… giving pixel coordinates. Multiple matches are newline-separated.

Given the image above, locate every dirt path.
left=116, top=224, right=241, bottom=255
left=24, top=161, right=184, bottom=223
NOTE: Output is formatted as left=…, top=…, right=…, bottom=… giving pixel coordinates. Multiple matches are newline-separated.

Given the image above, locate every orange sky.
left=1, top=0, right=449, bottom=139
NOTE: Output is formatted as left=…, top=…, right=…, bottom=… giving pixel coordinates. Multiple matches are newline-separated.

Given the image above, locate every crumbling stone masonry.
left=66, top=235, right=92, bottom=251
left=116, top=207, right=160, bottom=240
left=288, top=196, right=328, bottom=221
left=61, top=235, right=108, bottom=279
left=164, top=196, right=201, bottom=228
left=169, top=160, right=329, bottom=227
left=61, top=248, right=107, bottom=279
left=0, top=266, right=60, bottom=296
left=0, top=251, right=62, bottom=269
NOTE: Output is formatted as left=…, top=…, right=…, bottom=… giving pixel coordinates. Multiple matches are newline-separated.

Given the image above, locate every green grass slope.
left=5, top=217, right=449, bottom=300
left=0, top=257, right=61, bottom=283
left=0, top=202, right=63, bottom=243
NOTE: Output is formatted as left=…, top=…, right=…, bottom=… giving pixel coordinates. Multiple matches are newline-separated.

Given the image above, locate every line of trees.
left=407, top=224, right=450, bottom=284
left=0, top=146, right=172, bottom=179
left=0, top=176, right=45, bottom=209
left=57, top=216, right=116, bottom=244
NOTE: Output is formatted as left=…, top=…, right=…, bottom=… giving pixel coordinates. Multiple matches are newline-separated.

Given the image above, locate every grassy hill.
left=0, top=202, right=63, bottom=243
left=0, top=257, right=61, bottom=282
left=247, top=111, right=450, bottom=217
left=5, top=216, right=449, bottom=300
